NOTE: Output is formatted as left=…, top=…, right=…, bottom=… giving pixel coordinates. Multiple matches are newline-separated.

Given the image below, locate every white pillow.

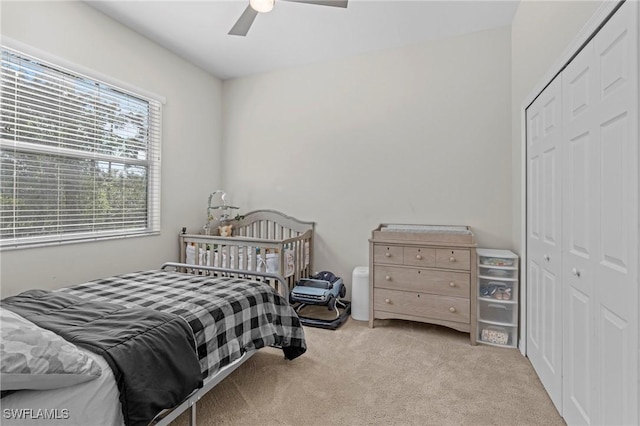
left=0, top=307, right=102, bottom=390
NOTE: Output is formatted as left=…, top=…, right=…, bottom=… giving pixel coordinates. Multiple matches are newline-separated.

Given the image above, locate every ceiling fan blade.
left=228, top=5, right=259, bottom=36
left=281, top=0, right=348, bottom=8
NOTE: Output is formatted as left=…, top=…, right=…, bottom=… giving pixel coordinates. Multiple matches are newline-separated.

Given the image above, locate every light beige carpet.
left=172, top=318, right=564, bottom=426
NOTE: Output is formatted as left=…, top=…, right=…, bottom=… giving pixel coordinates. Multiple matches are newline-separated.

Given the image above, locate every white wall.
left=510, top=0, right=604, bottom=253
left=0, top=1, right=224, bottom=297
left=1, top=0, right=607, bottom=300
left=222, top=27, right=512, bottom=294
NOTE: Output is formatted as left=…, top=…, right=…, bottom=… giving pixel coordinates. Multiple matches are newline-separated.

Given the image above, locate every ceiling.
left=87, top=0, right=519, bottom=80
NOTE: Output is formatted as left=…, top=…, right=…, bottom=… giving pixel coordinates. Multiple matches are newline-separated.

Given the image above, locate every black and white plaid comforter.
left=60, top=270, right=306, bottom=379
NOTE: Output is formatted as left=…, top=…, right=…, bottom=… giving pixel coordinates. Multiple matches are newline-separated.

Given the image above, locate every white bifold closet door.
left=526, top=1, right=638, bottom=424
left=526, top=75, right=563, bottom=413
left=562, top=2, right=638, bottom=424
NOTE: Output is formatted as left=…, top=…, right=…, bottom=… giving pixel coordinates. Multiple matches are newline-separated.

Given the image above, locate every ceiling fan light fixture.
left=249, top=0, right=275, bottom=13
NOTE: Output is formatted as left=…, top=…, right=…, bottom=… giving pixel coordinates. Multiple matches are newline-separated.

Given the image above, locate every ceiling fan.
left=229, top=0, right=348, bottom=37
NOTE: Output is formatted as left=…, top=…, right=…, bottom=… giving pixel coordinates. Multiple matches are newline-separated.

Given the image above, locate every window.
left=0, top=46, right=162, bottom=249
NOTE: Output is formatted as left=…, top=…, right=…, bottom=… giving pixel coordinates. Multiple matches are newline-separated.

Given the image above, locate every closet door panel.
left=542, top=148, right=559, bottom=246
left=596, top=96, right=634, bottom=426
left=561, top=2, right=638, bottom=424
left=593, top=2, right=638, bottom=423
left=528, top=261, right=541, bottom=345
left=600, top=115, right=629, bottom=276
left=526, top=3, right=638, bottom=425
left=562, top=40, right=598, bottom=426
left=567, top=132, right=591, bottom=259
left=564, top=130, right=595, bottom=422
left=566, top=287, right=591, bottom=422
left=600, top=308, right=628, bottom=425
left=526, top=75, right=563, bottom=411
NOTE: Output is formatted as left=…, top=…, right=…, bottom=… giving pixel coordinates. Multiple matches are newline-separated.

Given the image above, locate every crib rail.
left=234, top=209, right=314, bottom=236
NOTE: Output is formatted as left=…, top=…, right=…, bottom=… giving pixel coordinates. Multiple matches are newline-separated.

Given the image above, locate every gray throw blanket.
left=2, top=290, right=203, bottom=426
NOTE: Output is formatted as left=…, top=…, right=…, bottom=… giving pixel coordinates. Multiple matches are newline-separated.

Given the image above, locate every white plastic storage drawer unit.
left=477, top=249, right=519, bottom=348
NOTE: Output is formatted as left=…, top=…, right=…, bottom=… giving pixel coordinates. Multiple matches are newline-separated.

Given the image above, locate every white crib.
left=179, top=210, right=314, bottom=290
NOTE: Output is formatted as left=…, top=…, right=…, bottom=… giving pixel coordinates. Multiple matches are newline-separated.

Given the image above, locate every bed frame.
left=151, top=262, right=293, bottom=426
left=179, top=209, right=315, bottom=290
left=1, top=262, right=298, bottom=426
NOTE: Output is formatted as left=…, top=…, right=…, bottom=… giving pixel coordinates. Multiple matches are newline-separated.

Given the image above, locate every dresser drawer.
left=403, top=247, right=435, bottom=267
left=374, top=288, right=470, bottom=324
left=374, top=265, right=470, bottom=297
left=435, top=249, right=471, bottom=270
left=373, top=245, right=403, bottom=265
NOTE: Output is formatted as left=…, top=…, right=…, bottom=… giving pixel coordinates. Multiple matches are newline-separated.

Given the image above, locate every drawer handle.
left=385, top=252, right=391, bottom=257
left=385, top=298, right=391, bottom=304
left=449, top=282, right=456, bottom=287
left=385, top=275, right=391, bottom=281
left=449, top=256, right=456, bottom=262
left=572, top=268, right=581, bottom=278
left=449, top=307, right=456, bottom=313
left=488, top=304, right=508, bottom=310
left=416, top=254, right=422, bottom=260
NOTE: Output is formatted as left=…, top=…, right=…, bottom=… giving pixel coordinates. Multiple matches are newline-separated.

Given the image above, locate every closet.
left=526, top=1, right=638, bottom=425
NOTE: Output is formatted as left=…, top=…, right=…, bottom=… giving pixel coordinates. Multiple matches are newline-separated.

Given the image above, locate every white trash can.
left=351, top=266, right=369, bottom=321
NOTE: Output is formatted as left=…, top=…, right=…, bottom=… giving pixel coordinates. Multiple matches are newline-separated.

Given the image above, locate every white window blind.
left=0, top=46, right=161, bottom=249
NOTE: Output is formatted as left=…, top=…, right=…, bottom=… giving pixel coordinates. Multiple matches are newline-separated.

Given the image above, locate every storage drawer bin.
left=478, top=278, right=517, bottom=301
left=478, top=323, right=517, bottom=347
left=479, top=255, right=516, bottom=267
left=478, top=266, right=518, bottom=280
left=478, top=299, right=518, bottom=324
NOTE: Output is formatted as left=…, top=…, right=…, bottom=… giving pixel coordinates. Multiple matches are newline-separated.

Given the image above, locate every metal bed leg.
left=190, top=402, right=196, bottom=426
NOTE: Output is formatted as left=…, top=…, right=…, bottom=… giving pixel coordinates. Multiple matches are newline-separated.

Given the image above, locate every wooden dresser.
left=369, top=224, right=477, bottom=344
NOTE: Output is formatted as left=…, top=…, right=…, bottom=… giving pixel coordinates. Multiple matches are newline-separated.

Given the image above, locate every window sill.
left=0, top=231, right=161, bottom=251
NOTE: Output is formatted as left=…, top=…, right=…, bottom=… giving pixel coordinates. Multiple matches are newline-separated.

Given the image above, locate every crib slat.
left=259, top=247, right=267, bottom=275
left=232, top=245, right=237, bottom=270
left=220, top=245, right=227, bottom=269
left=197, top=242, right=203, bottom=266
left=294, top=240, right=300, bottom=283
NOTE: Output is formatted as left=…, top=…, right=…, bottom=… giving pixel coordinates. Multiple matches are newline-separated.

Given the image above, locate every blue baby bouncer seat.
left=289, top=271, right=351, bottom=330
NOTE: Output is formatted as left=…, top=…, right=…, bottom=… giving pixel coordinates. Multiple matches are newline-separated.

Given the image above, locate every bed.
left=180, top=209, right=315, bottom=290
left=0, top=263, right=306, bottom=426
